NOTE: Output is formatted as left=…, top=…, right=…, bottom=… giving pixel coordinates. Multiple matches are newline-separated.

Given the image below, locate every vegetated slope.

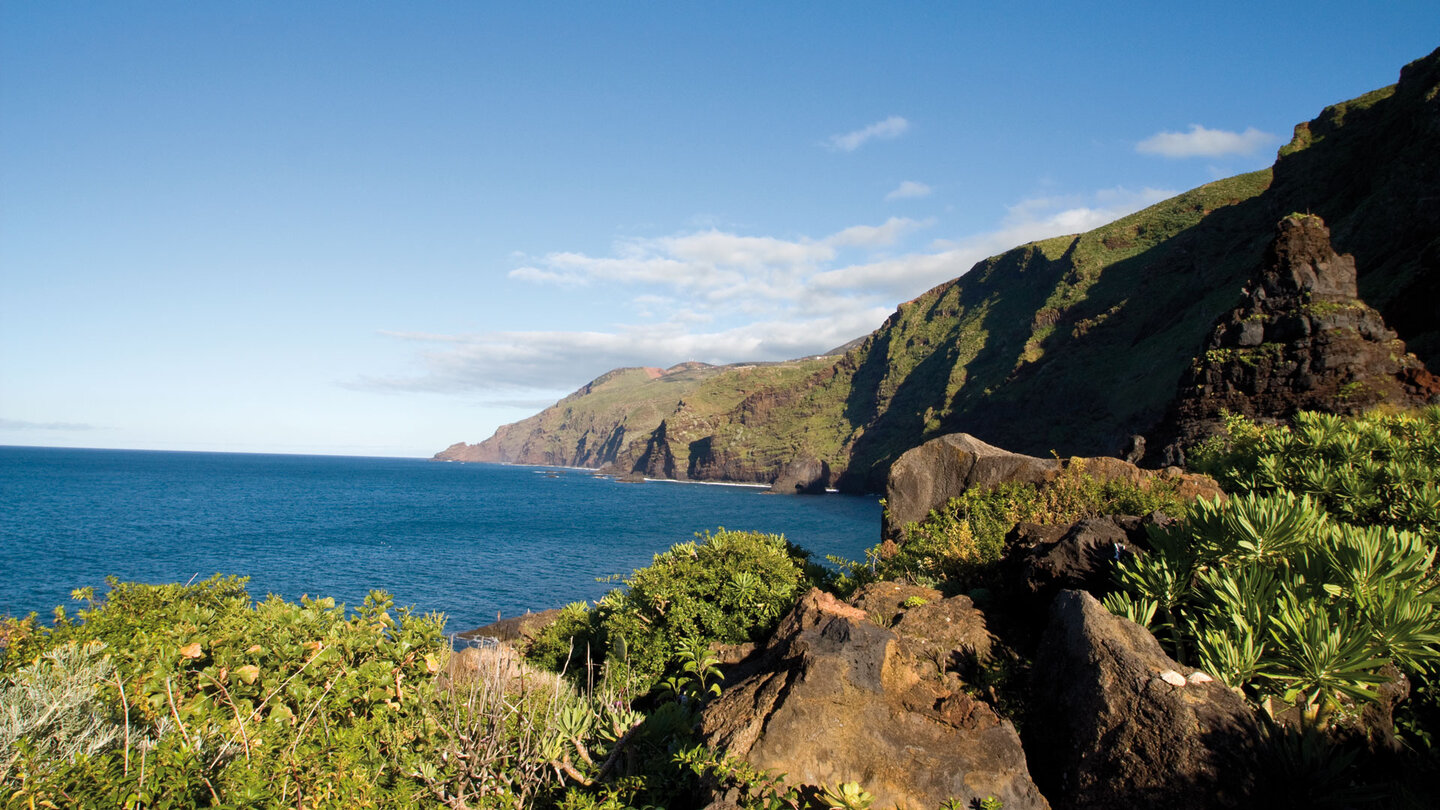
left=439, top=48, right=1440, bottom=490
left=433, top=359, right=834, bottom=469
left=691, top=46, right=1440, bottom=492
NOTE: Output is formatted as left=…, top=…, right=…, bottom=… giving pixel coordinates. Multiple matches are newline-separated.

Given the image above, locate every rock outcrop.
left=1160, top=214, right=1440, bottom=452
left=454, top=608, right=563, bottom=649
left=1030, top=590, right=1260, bottom=810
left=699, top=588, right=1049, bottom=810
left=998, top=515, right=1179, bottom=639
left=883, top=433, right=1222, bottom=539
left=768, top=456, right=831, bottom=494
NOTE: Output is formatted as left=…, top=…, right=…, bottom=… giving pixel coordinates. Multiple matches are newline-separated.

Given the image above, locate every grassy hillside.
left=706, top=48, right=1440, bottom=491
left=436, top=359, right=835, bottom=469
left=442, top=48, right=1440, bottom=491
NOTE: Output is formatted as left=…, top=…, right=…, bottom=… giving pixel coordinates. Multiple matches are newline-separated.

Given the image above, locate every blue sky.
left=2, top=2, right=1436, bottom=457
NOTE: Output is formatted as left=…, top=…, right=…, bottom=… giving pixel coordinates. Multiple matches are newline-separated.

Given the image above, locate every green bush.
left=2, top=576, right=452, bottom=807
left=1105, top=490, right=1440, bottom=724
left=529, top=529, right=816, bottom=693
left=1190, top=407, right=1440, bottom=540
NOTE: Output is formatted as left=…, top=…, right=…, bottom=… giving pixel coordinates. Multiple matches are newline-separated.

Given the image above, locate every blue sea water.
left=0, top=446, right=880, bottom=634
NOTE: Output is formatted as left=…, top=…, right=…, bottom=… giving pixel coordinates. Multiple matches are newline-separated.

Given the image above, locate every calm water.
left=0, top=446, right=880, bottom=633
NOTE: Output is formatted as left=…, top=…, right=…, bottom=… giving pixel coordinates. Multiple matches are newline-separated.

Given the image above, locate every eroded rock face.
left=1030, top=590, right=1260, bottom=810
left=699, top=588, right=1048, bottom=810
left=769, top=456, right=831, bottom=494
left=1162, top=214, right=1440, bottom=451
left=883, top=433, right=1222, bottom=539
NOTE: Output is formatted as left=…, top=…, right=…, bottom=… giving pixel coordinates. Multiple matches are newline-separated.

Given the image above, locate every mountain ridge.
left=437, top=47, right=1440, bottom=491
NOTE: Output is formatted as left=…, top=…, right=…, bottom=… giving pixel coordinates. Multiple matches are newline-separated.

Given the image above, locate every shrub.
left=1190, top=407, right=1440, bottom=540
left=1104, top=491, right=1440, bottom=725
left=843, top=464, right=1191, bottom=593
left=2, top=576, right=452, bottom=807
left=528, top=529, right=816, bottom=694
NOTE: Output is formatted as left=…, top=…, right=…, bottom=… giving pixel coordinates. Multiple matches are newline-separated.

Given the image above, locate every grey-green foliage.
left=1191, top=407, right=1440, bottom=540
left=1104, top=491, right=1440, bottom=720
left=1, top=640, right=134, bottom=777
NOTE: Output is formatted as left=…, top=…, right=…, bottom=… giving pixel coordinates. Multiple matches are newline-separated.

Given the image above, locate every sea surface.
left=0, top=446, right=880, bottom=634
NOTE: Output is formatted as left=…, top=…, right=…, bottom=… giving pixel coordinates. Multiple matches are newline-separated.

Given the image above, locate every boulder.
left=1011, top=515, right=1154, bottom=602
left=455, top=608, right=563, bottom=650
left=699, top=588, right=1049, bottom=810
left=1030, top=590, right=1259, bottom=810
left=883, top=433, right=1222, bottom=539
left=769, top=456, right=831, bottom=494
left=884, top=434, right=1060, bottom=537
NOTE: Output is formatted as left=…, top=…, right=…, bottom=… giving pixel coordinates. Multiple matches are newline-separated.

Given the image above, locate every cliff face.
left=433, top=359, right=834, bottom=470
left=684, top=47, right=1440, bottom=491
left=439, top=48, right=1440, bottom=490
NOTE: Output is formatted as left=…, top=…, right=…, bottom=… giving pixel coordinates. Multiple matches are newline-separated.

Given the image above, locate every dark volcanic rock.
left=635, top=419, right=679, bottom=479
left=1015, top=516, right=1138, bottom=599
left=768, top=456, right=831, bottom=494
left=698, top=588, right=1048, bottom=810
left=1031, top=590, right=1260, bottom=810
left=1160, top=214, right=1440, bottom=451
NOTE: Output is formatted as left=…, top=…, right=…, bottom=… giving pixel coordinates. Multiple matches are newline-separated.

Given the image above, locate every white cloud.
left=0, top=418, right=97, bottom=431
left=826, top=116, right=910, bottom=152
left=885, top=180, right=933, bottom=201
left=1136, top=124, right=1277, bottom=158
left=359, top=312, right=892, bottom=396
left=825, top=217, right=930, bottom=248
left=371, top=185, right=1177, bottom=397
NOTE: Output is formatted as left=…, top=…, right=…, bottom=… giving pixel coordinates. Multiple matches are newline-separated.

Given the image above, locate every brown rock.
left=1030, top=590, right=1260, bottom=810
left=884, top=434, right=1060, bottom=537
left=699, top=588, right=1049, bottom=810
left=455, top=608, right=563, bottom=651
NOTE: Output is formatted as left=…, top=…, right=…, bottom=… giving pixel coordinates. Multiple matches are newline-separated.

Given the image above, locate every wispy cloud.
left=826, top=116, right=910, bottom=152
left=365, top=185, right=1175, bottom=397
left=0, top=418, right=97, bottom=431
left=1136, top=124, right=1277, bottom=158
left=825, top=217, right=929, bottom=248
left=885, top=180, right=933, bottom=201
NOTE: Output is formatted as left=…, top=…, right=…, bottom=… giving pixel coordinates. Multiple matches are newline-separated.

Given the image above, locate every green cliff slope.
left=434, top=359, right=834, bottom=470
left=440, top=48, right=1440, bottom=491
left=696, top=47, right=1440, bottom=491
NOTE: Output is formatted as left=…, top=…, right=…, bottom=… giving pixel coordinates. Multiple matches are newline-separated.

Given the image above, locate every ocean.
left=0, top=446, right=880, bottom=634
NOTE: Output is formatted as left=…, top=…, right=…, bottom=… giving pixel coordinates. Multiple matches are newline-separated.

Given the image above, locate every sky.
left=2, top=2, right=1436, bottom=458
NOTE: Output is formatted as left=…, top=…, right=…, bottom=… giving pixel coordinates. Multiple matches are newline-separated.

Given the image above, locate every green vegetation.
left=837, top=463, right=1191, bottom=595
left=0, top=535, right=976, bottom=809
left=1190, top=408, right=1440, bottom=539
left=528, top=529, right=822, bottom=693
left=1105, top=408, right=1440, bottom=800
left=2, top=577, right=450, bottom=806
left=7, top=410, right=1440, bottom=805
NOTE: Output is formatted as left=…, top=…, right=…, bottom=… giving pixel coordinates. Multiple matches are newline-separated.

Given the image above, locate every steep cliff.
left=440, top=48, right=1440, bottom=491
left=686, top=46, right=1440, bottom=491
left=433, top=359, right=834, bottom=469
